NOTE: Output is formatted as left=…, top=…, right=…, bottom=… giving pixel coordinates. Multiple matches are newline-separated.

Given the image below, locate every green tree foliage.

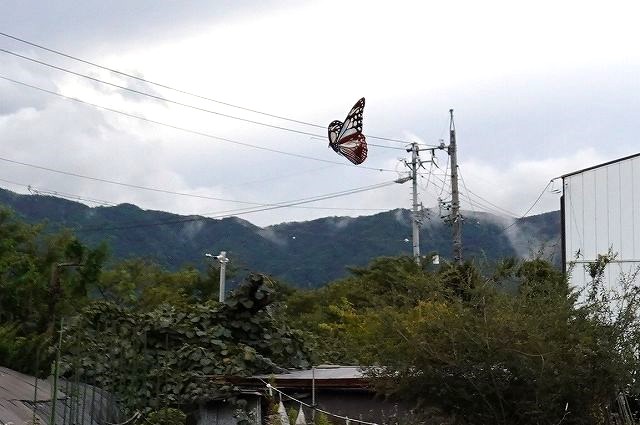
left=284, top=256, right=445, bottom=363
left=60, top=274, right=312, bottom=413
left=96, top=259, right=203, bottom=310
left=0, top=208, right=107, bottom=375
left=285, top=256, right=640, bottom=425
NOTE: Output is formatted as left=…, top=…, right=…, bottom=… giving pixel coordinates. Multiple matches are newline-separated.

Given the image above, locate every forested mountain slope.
left=0, top=187, right=560, bottom=286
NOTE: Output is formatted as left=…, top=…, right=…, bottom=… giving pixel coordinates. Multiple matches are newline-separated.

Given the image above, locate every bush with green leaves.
left=284, top=256, right=640, bottom=425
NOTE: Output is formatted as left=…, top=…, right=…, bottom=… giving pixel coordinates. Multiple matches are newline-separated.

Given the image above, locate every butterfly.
left=328, top=97, right=368, bottom=165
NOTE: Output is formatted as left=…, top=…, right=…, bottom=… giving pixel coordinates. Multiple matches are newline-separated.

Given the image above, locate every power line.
left=0, top=75, right=395, bottom=172
left=0, top=178, right=392, bottom=213
left=0, top=156, right=395, bottom=212
left=74, top=180, right=398, bottom=232
left=457, top=167, right=479, bottom=218
left=419, top=170, right=516, bottom=219
left=436, top=154, right=450, bottom=199
left=0, top=31, right=420, bottom=146
left=0, top=46, right=407, bottom=151
left=454, top=165, right=518, bottom=217
left=501, top=180, right=554, bottom=232
left=0, top=177, right=116, bottom=206
left=462, top=186, right=517, bottom=218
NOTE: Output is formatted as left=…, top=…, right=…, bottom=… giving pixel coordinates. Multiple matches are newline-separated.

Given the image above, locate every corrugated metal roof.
left=0, top=367, right=61, bottom=402
left=0, top=367, right=118, bottom=425
left=247, top=365, right=371, bottom=390
left=255, top=365, right=364, bottom=381
left=0, top=367, right=66, bottom=425
left=560, top=152, right=640, bottom=179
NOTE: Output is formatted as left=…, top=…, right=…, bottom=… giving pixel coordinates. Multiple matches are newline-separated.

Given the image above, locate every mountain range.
left=0, top=187, right=561, bottom=287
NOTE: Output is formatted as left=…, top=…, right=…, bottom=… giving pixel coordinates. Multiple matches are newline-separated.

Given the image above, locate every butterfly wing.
left=328, top=97, right=368, bottom=164
left=337, top=133, right=368, bottom=165
left=328, top=120, right=343, bottom=151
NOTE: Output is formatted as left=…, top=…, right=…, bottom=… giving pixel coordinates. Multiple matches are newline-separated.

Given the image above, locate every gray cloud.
left=0, top=1, right=290, bottom=54
left=1, top=1, right=639, bottom=229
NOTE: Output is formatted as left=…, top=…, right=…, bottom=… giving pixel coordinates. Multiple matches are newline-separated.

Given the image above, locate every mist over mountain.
left=0, top=187, right=560, bottom=287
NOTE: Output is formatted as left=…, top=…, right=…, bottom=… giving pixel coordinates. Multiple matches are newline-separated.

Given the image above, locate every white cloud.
left=1, top=1, right=639, bottom=228
left=458, top=148, right=607, bottom=218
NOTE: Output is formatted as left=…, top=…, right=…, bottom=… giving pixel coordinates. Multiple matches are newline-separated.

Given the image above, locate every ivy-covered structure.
left=57, top=274, right=312, bottom=421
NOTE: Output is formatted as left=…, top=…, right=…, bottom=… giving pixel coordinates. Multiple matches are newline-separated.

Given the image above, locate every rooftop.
left=249, top=365, right=370, bottom=390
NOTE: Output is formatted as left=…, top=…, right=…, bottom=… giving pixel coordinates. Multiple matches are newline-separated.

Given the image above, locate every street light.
left=205, top=251, right=229, bottom=302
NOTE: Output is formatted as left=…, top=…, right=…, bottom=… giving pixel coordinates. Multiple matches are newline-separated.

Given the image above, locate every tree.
left=284, top=256, right=640, bottom=424
left=357, top=260, right=640, bottom=424
left=0, top=208, right=107, bottom=375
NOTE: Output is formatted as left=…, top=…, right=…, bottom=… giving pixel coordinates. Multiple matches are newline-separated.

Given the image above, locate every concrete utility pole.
left=410, top=142, right=421, bottom=265
left=206, top=251, right=229, bottom=302
left=449, top=109, right=463, bottom=264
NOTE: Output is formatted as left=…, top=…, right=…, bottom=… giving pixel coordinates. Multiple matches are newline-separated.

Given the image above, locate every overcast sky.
left=1, top=0, right=639, bottom=227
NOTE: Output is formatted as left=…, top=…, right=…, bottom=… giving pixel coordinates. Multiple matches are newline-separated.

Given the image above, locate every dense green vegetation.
left=2, top=206, right=638, bottom=424
left=0, top=187, right=560, bottom=286
left=283, top=256, right=640, bottom=424
left=0, top=207, right=312, bottom=420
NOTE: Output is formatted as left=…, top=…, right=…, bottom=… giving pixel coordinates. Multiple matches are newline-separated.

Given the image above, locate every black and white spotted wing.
left=328, top=97, right=368, bottom=165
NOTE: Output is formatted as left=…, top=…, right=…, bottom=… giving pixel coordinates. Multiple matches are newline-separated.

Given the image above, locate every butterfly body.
left=328, top=97, right=368, bottom=165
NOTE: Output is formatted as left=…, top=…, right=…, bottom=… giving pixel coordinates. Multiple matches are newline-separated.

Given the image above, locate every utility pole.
left=50, top=317, right=64, bottom=425
left=205, top=251, right=229, bottom=302
left=449, top=109, right=462, bottom=264
left=48, top=262, right=82, bottom=331
left=410, top=142, right=421, bottom=264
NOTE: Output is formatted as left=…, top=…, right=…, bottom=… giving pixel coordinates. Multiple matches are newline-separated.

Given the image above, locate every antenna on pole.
left=449, top=109, right=463, bottom=264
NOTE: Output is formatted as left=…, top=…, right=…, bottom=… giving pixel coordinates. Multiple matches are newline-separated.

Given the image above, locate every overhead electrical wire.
left=0, top=46, right=409, bottom=151
left=0, top=31, right=530, bottom=231
left=457, top=167, right=479, bottom=219
left=0, top=177, right=115, bottom=206
left=436, top=154, right=450, bottom=199
left=0, top=157, right=396, bottom=213
left=0, top=177, right=391, bottom=213
left=454, top=165, right=519, bottom=217
left=0, top=76, right=395, bottom=172
left=418, top=169, right=517, bottom=219
left=500, top=180, right=554, bottom=232
left=74, top=180, right=399, bottom=232
left=458, top=166, right=478, bottom=216
left=461, top=185, right=517, bottom=218
left=0, top=31, right=422, bottom=147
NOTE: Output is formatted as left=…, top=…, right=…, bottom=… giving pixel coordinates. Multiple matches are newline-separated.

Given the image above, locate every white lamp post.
left=205, top=251, right=229, bottom=302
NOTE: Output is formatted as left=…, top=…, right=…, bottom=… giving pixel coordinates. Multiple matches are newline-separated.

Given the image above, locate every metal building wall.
left=563, top=153, right=640, bottom=290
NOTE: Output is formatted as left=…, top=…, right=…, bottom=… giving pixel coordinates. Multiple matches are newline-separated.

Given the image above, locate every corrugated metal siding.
left=564, top=154, right=640, bottom=291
